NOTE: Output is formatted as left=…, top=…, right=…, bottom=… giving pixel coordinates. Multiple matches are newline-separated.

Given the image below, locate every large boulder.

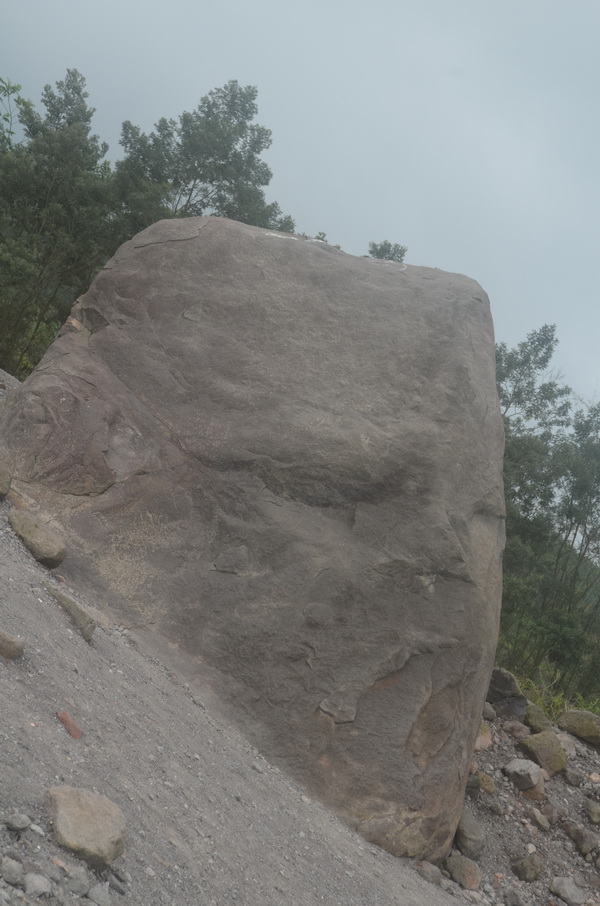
left=0, top=218, right=505, bottom=861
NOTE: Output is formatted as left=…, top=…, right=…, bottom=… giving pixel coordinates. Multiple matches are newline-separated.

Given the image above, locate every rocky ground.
left=455, top=706, right=600, bottom=906
left=1, top=368, right=600, bottom=906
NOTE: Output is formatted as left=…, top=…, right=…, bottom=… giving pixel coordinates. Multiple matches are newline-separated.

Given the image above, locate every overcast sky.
left=3, top=1, right=599, bottom=399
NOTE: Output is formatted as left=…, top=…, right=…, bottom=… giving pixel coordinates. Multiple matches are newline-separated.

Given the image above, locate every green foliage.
left=0, top=71, right=294, bottom=377
left=115, top=80, right=294, bottom=234
left=515, top=673, right=600, bottom=721
left=368, top=239, right=407, bottom=262
left=0, top=70, right=119, bottom=375
left=497, top=326, right=600, bottom=701
left=496, top=325, right=571, bottom=431
left=0, top=78, right=32, bottom=151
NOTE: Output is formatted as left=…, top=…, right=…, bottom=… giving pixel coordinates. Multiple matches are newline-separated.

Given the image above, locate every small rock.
left=504, top=888, right=527, bottom=906
left=517, top=730, right=568, bottom=776
left=549, top=876, right=586, bottom=906
left=511, top=853, right=543, bottom=882
left=1, top=856, right=24, bottom=886
left=541, top=802, right=562, bottom=824
left=556, top=732, right=579, bottom=758
left=108, top=873, right=127, bottom=895
left=475, top=770, right=496, bottom=793
left=584, top=799, right=600, bottom=824
left=504, top=758, right=542, bottom=790
left=557, top=711, right=600, bottom=750
left=23, top=873, right=52, bottom=898
left=45, top=585, right=96, bottom=642
left=5, top=813, right=31, bottom=831
left=504, top=721, right=530, bottom=739
left=563, top=820, right=599, bottom=856
left=65, top=865, right=90, bottom=896
left=45, top=786, right=125, bottom=869
left=415, top=861, right=442, bottom=885
left=520, top=774, right=546, bottom=800
left=483, top=702, right=497, bottom=721
left=0, top=629, right=24, bottom=660
left=445, top=853, right=483, bottom=890
left=8, top=508, right=66, bottom=569
left=45, top=860, right=66, bottom=883
left=530, top=808, right=550, bottom=831
left=55, top=710, right=83, bottom=739
left=87, top=881, right=112, bottom=905
left=466, top=774, right=481, bottom=799
left=475, top=721, right=493, bottom=751
left=486, top=800, right=503, bottom=818
left=565, top=767, right=585, bottom=787
left=455, top=809, right=486, bottom=859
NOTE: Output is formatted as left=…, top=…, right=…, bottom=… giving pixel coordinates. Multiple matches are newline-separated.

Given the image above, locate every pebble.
left=1, top=857, right=24, bottom=886
left=88, top=881, right=112, bottom=905
left=24, top=872, right=52, bottom=897
left=4, top=814, right=30, bottom=832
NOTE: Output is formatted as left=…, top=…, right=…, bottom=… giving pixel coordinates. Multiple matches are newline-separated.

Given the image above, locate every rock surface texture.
left=0, top=217, right=505, bottom=860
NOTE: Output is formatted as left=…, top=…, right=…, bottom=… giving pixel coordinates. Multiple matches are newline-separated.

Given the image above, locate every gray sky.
left=4, top=0, right=599, bottom=399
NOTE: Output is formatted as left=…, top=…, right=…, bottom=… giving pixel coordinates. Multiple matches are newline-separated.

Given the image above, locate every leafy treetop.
left=368, top=240, right=407, bottom=263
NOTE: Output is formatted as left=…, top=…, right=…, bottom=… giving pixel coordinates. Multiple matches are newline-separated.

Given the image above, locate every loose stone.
left=549, top=876, right=586, bottom=906
left=23, top=873, right=52, bottom=898
left=1, top=856, right=24, bottom=886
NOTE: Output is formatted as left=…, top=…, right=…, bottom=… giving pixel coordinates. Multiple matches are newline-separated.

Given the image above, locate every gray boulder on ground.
left=7, top=508, right=66, bottom=568
left=549, top=876, right=586, bottom=906
left=486, top=667, right=527, bottom=720
left=44, top=786, right=125, bottom=869
left=517, top=729, right=568, bottom=776
left=558, top=710, right=600, bottom=750
left=562, top=820, right=599, bottom=856
left=0, top=217, right=505, bottom=861
left=511, top=853, right=543, bottom=882
left=504, top=758, right=542, bottom=790
left=454, top=808, right=485, bottom=859
left=584, top=799, right=600, bottom=824
left=445, top=853, right=483, bottom=890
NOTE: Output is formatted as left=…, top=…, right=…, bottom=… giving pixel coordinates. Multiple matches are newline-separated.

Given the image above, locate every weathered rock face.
left=0, top=218, right=505, bottom=861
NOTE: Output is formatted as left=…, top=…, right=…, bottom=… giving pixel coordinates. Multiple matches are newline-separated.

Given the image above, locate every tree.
left=368, top=240, right=407, bottom=263
left=0, top=70, right=119, bottom=375
left=496, top=326, right=600, bottom=698
left=115, top=81, right=294, bottom=234
left=0, top=78, right=32, bottom=151
left=0, top=72, right=295, bottom=377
